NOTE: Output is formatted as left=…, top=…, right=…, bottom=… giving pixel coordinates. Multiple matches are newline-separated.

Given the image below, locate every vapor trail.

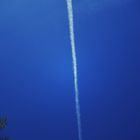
left=66, top=0, right=82, bottom=140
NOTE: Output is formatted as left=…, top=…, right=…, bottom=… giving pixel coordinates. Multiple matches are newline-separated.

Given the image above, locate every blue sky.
left=0, top=0, right=140, bottom=140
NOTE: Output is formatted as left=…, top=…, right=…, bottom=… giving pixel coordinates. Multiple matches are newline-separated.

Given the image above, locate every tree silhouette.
left=0, top=117, right=7, bottom=130
left=0, top=116, right=10, bottom=140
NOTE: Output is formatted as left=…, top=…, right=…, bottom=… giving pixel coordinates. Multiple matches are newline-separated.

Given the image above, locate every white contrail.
left=66, top=0, right=82, bottom=140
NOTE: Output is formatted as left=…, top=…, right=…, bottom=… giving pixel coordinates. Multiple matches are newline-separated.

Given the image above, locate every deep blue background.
left=0, top=0, right=140, bottom=140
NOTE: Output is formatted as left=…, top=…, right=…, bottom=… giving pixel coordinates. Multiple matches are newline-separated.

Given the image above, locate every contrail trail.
left=66, top=0, right=82, bottom=140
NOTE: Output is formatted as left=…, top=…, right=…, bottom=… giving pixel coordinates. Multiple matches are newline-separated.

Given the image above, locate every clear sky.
left=0, top=0, right=140, bottom=140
